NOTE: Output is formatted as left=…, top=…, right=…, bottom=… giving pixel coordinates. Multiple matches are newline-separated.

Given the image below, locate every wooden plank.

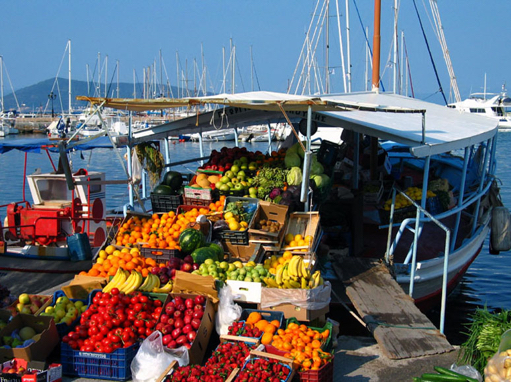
left=335, top=257, right=454, bottom=360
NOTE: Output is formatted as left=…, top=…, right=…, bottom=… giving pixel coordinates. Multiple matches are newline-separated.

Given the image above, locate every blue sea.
left=0, top=133, right=511, bottom=344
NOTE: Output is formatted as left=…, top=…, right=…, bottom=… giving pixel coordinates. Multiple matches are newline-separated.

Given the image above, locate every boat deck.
left=333, top=257, right=454, bottom=360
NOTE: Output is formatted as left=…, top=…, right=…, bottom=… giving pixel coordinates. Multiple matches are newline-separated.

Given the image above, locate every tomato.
left=111, top=288, right=120, bottom=295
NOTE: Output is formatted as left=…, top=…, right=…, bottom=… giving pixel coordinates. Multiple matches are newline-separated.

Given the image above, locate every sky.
left=1, top=1, right=510, bottom=105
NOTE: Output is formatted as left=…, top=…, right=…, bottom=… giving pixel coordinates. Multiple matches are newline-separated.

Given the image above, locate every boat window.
left=88, top=178, right=102, bottom=194
left=492, top=107, right=504, bottom=116
left=469, top=108, right=485, bottom=113
left=36, top=178, right=70, bottom=202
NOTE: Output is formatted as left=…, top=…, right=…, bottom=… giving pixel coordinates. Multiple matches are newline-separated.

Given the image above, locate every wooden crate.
left=281, top=212, right=320, bottom=255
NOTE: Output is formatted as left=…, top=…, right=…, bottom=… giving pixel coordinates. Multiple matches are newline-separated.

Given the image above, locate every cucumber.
left=420, top=373, right=470, bottom=381
left=433, top=366, right=479, bottom=382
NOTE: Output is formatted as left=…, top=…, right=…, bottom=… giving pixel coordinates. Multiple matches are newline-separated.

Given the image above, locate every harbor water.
left=0, top=133, right=511, bottom=345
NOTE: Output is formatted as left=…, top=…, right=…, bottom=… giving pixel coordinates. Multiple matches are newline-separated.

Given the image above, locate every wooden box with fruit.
left=1, top=358, right=62, bottom=382
left=231, top=350, right=295, bottom=382
left=281, top=212, right=320, bottom=255
left=215, top=197, right=258, bottom=246
left=6, top=295, right=51, bottom=318
left=248, top=201, right=289, bottom=247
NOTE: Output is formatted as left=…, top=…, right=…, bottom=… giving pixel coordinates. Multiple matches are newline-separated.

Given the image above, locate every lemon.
left=130, top=247, right=140, bottom=255
left=113, top=250, right=122, bottom=257
left=285, top=233, right=294, bottom=244
left=305, top=235, right=313, bottom=243
left=289, top=240, right=297, bottom=247
left=294, top=234, right=303, bottom=242
left=105, top=245, right=115, bottom=255
left=282, top=251, right=293, bottom=260
left=96, top=258, right=104, bottom=264
left=98, top=250, right=107, bottom=259
left=224, top=211, right=234, bottom=220
left=240, top=221, right=248, bottom=228
left=297, top=239, right=307, bottom=247
left=121, top=248, right=130, bottom=254
left=228, top=221, right=240, bottom=231
left=278, top=257, right=286, bottom=264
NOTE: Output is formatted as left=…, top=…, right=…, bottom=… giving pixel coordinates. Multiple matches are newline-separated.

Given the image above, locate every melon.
left=179, top=228, right=206, bottom=255
left=162, top=171, right=183, bottom=191
left=191, top=246, right=218, bottom=264
left=153, top=184, right=173, bottom=195
left=208, top=242, right=225, bottom=261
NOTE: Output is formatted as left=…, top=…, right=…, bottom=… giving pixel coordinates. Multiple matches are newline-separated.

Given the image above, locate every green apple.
left=240, top=156, right=248, bottom=163
left=80, top=306, right=87, bottom=313
left=61, top=316, right=74, bottom=326
left=56, top=296, right=70, bottom=305
left=45, top=306, right=55, bottom=314
left=231, top=178, right=239, bottom=184
left=19, top=294, right=30, bottom=305
left=234, top=183, right=243, bottom=191
left=219, top=261, right=229, bottom=270
left=227, top=182, right=234, bottom=188
left=220, top=176, right=230, bottom=184
left=233, top=159, right=241, bottom=166
left=55, top=308, right=66, bottom=319
left=233, top=261, right=243, bottom=269
left=204, top=258, right=214, bottom=266
left=225, top=170, right=234, bottom=179
left=219, top=184, right=230, bottom=191
left=231, top=165, right=240, bottom=174
left=74, top=301, right=84, bottom=310
left=241, top=165, right=248, bottom=171
left=248, top=162, right=257, bottom=171
left=237, top=170, right=246, bottom=178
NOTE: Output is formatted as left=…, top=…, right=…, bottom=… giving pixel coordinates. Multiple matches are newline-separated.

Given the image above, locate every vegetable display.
left=253, top=167, right=288, bottom=200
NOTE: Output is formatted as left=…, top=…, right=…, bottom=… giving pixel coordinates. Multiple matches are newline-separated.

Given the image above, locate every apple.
left=180, top=263, right=192, bottom=272
left=183, top=255, right=194, bottom=264
left=18, top=294, right=30, bottom=305
left=225, top=171, right=234, bottom=179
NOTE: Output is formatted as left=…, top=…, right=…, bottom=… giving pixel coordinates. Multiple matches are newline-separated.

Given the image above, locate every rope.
left=276, top=103, right=306, bottom=153
left=412, top=0, right=447, bottom=105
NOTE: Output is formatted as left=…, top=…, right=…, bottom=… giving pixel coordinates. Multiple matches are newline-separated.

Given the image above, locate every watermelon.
left=208, top=242, right=225, bottom=261
left=179, top=228, right=205, bottom=255
left=153, top=184, right=173, bottom=195
left=191, top=247, right=218, bottom=264
left=162, top=171, right=184, bottom=191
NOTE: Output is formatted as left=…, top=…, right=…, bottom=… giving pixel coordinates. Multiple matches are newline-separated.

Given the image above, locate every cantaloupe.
left=196, top=173, right=208, bottom=182
left=197, top=178, right=211, bottom=188
left=208, top=175, right=220, bottom=184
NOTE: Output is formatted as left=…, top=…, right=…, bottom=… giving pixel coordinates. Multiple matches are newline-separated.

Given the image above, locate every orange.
left=261, top=332, right=273, bottom=345
left=270, top=320, right=280, bottom=329
left=263, top=324, right=277, bottom=334
left=246, top=312, right=261, bottom=325
left=255, top=319, right=269, bottom=331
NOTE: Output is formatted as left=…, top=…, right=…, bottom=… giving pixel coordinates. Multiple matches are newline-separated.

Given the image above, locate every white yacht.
left=448, top=91, right=511, bottom=130
left=0, top=119, right=19, bottom=137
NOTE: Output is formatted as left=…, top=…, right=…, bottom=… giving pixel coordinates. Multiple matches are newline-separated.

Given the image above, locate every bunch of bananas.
left=102, top=269, right=143, bottom=294
left=263, top=255, right=324, bottom=289
left=138, top=273, right=160, bottom=292
left=152, top=280, right=173, bottom=293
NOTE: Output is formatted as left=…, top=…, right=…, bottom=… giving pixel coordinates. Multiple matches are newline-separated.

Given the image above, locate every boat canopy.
left=0, top=136, right=125, bottom=155
left=77, top=90, right=498, bottom=158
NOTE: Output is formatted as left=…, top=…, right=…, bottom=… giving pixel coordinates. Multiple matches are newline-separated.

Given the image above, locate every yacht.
left=448, top=91, right=511, bottom=130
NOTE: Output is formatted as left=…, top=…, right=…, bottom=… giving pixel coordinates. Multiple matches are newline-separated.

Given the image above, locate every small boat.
left=448, top=89, right=511, bottom=130
left=0, top=119, right=19, bottom=137
left=188, top=128, right=236, bottom=142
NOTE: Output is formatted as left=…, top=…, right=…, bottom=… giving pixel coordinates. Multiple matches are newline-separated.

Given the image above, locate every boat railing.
left=385, top=177, right=493, bottom=333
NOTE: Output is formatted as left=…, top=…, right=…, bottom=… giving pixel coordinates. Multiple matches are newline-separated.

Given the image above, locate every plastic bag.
left=215, top=284, right=242, bottom=336
left=450, top=364, right=482, bottom=382
left=484, top=329, right=511, bottom=381
left=131, top=149, right=142, bottom=184
left=131, top=331, right=189, bottom=382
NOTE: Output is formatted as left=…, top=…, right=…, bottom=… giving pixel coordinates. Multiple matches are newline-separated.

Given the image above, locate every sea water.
left=1, top=134, right=511, bottom=344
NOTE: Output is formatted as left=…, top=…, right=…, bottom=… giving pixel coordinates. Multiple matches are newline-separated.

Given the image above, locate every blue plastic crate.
left=61, top=342, right=139, bottom=381
left=51, top=290, right=88, bottom=338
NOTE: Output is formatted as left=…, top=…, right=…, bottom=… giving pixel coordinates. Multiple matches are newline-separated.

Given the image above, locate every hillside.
left=2, top=78, right=181, bottom=114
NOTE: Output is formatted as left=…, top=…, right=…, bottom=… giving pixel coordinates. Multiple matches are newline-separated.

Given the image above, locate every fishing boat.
left=77, top=89, right=506, bottom=327
left=0, top=136, right=131, bottom=260
left=447, top=90, right=511, bottom=130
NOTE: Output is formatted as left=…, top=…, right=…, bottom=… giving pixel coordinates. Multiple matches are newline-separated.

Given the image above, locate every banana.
left=119, top=271, right=136, bottom=293
left=153, top=280, right=173, bottom=293
left=288, top=256, right=299, bottom=278
left=126, top=271, right=143, bottom=294
left=296, top=257, right=304, bottom=278
left=311, top=270, right=321, bottom=289
left=282, top=265, right=290, bottom=281
left=138, top=275, right=151, bottom=291
left=275, top=265, right=285, bottom=286
left=103, top=268, right=125, bottom=293
left=301, top=277, right=309, bottom=289
left=153, top=274, right=161, bottom=289
left=288, top=279, right=301, bottom=289
left=283, top=280, right=293, bottom=289
left=263, top=277, right=279, bottom=288
left=144, top=274, right=158, bottom=292
left=318, top=276, right=324, bottom=286
left=300, top=258, right=310, bottom=279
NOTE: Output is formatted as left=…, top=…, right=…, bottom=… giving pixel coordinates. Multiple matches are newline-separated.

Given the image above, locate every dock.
left=333, top=257, right=454, bottom=360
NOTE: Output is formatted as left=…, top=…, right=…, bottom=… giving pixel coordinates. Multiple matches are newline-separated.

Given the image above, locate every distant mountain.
left=2, top=78, right=182, bottom=114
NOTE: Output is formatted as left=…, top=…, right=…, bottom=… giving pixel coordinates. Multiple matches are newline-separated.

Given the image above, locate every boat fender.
left=490, top=206, right=511, bottom=253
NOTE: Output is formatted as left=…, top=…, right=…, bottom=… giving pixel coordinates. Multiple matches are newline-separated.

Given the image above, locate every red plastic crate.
left=296, top=356, right=334, bottom=382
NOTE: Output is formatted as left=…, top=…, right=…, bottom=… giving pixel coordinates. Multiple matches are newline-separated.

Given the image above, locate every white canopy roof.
left=78, top=90, right=498, bottom=157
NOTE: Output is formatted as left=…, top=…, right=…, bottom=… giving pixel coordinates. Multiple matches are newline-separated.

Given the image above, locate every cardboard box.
left=168, top=293, right=215, bottom=366
left=0, top=315, right=59, bottom=362
left=248, top=201, right=288, bottom=247
left=0, top=359, right=62, bottom=382
left=281, top=212, right=320, bottom=255
left=6, top=296, right=51, bottom=317
left=60, top=275, right=107, bottom=300
left=172, top=271, right=218, bottom=304
left=225, top=280, right=262, bottom=304
left=257, top=303, right=329, bottom=322
left=222, top=242, right=265, bottom=263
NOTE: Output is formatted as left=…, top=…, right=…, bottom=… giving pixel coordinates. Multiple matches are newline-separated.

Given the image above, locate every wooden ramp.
left=334, top=257, right=454, bottom=360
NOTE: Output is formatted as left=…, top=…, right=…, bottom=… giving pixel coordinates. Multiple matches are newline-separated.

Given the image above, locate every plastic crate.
left=150, top=193, right=183, bottom=213
left=140, top=246, right=181, bottom=262
left=217, top=197, right=259, bottom=245
left=51, top=290, right=88, bottom=338
left=286, top=317, right=333, bottom=352
left=240, top=309, right=285, bottom=330
left=238, top=356, right=293, bottom=382
left=183, top=195, right=212, bottom=206
left=60, top=342, right=139, bottom=380
left=297, top=355, right=334, bottom=382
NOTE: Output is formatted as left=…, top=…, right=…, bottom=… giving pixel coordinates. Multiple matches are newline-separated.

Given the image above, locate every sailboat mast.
left=68, top=39, right=72, bottom=115
left=1, top=56, right=4, bottom=112
left=393, top=0, right=398, bottom=94
left=371, top=0, right=381, bottom=91
left=325, top=1, right=330, bottom=94
left=345, top=0, right=352, bottom=92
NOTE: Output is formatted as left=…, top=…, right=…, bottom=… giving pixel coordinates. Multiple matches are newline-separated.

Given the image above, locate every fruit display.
left=63, top=290, right=163, bottom=352
left=1, top=325, right=40, bottom=349
left=262, top=253, right=324, bottom=289
left=267, top=320, right=333, bottom=372
left=152, top=171, right=185, bottom=196
left=234, top=357, right=292, bottom=382
left=188, top=172, right=222, bottom=190
left=382, top=186, right=436, bottom=211
left=179, top=228, right=206, bottom=255
left=227, top=311, right=282, bottom=343
left=226, top=261, right=270, bottom=283
left=282, top=233, right=313, bottom=252
left=157, top=295, right=206, bottom=350
left=39, top=295, right=86, bottom=325
left=214, top=199, right=258, bottom=233
left=166, top=341, right=254, bottom=382
left=6, top=294, right=51, bottom=316
left=102, top=267, right=173, bottom=295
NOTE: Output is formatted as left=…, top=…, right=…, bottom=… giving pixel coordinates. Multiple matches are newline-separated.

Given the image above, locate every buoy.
left=490, top=206, right=511, bottom=254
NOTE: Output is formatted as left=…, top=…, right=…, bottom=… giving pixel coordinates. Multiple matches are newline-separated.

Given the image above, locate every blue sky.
left=2, top=1, right=509, bottom=104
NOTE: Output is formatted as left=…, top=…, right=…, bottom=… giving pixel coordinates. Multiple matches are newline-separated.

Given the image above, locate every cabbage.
left=287, top=167, right=302, bottom=186
left=320, top=174, right=330, bottom=187
left=285, top=152, right=301, bottom=168
left=288, top=141, right=306, bottom=159
left=310, top=155, right=324, bottom=175
left=310, top=174, right=324, bottom=188
left=269, top=188, right=282, bottom=200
